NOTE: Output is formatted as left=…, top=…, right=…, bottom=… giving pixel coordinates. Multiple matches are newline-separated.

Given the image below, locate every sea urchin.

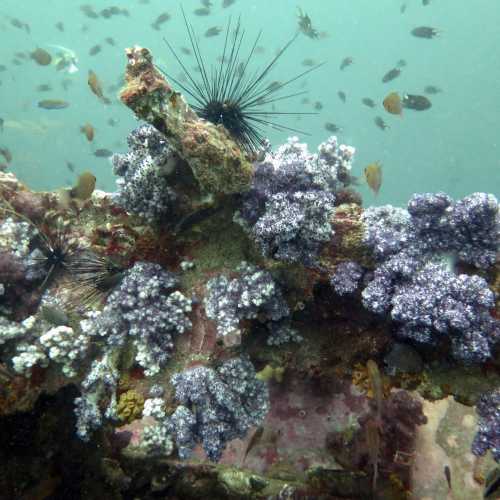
left=161, top=9, right=322, bottom=154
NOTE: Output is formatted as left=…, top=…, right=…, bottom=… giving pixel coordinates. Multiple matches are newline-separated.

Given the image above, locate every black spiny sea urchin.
left=161, top=9, right=323, bottom=154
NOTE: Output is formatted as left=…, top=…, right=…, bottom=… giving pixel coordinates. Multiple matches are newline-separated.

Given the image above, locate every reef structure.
left=0, top=43, right=499, bottom=499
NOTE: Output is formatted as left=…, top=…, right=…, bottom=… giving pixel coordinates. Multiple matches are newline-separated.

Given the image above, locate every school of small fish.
left=0, top=0, right=443, bottom=200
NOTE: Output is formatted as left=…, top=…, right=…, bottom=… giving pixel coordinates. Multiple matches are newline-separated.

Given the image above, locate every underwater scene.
left=0, top=0, right=499, bottom=499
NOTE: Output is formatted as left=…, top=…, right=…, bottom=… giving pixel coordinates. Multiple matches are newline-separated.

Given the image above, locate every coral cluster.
left=204, top=261, right=289, bottom=345
left=238, top=136, right=354, bottom=265
left=111, top=124, right=178, bottom=223
left=471, top=389, right=500, bottom=462
left=361, top=193, right=500, bottom=363
left=80, top=261, right=192, bottom=376
left=169, top=356, right=269, bottom=461
left=330, top=260, right=364, bottom=296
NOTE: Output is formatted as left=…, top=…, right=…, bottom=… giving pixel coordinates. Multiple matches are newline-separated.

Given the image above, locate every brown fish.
left=105, top=37, right=116, bottom=46
left=55, top=21, right=64, bottom=32
left=223, top=0, right=236, bottom=7
left=337, top=91, right=346, bottom=103
left=89, top=44, right=102, bottom=56
left=241, top=426, right=264, bottom=465
left=71, top=171, right=95, bottom=200
left=301, top=58, right=317, bottom=67
left=364, top=162, right=383, bottom=195
left=383, top=92, right=403, bottom=115
left=80, top=123, right=95, bottom=142
left=88, top=70, right=106, bottom=101
left=30, top=48, right=52, bottom=66
left=0, top=147, right=12, bottom=163
left=65, top=161, right=75, bottom=173
left=38, top=99, right=69, bottom=109
left=180, top=46, right=192, bottom=55
left=313, top=101, right=323, bottom=110
left=444, top=465, right=452, bottom=490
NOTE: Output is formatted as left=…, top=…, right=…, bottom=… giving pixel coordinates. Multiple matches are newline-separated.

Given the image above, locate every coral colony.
left=0, top=43, right=499, bottom=498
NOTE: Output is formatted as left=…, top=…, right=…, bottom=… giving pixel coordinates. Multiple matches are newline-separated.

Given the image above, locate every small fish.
left=340, top=57, right=353, bottom=70
left=424, top=85, right=442, bottom=95
left=364, top=162, right=382, bottom=195
left=30, top=48, right=52, bottom=66
left=93, top=148, right=113, bottom=158
left=88, top=70, right=106, bottom=101
left=362, top=97, right=376, bottom=108
left=61, top=79, right=73, bottom=91
left=402, top=94, right=432, bottom=111
left=313, top=101, right=323, bottom=111
left=383, top=92, right=403, bottom=115
left=65, top=161, right=75, bottom=173
left=266, top=81, right=282, bottom=92
left=374, top=116, right=389, bottom=131
left=301, top=58, right=317, bottom=67
left=444, top=465, right=452, bottom=490
left=80, top=5, right=99, bottom=19
left=10, top=18, right=30, bottom=33
left=337, top=91, right=346, bottom=103
left=400, top=3, right=407, bottom=13
left=38, top=99, right=69, bottom=110
left=0, top=65, right=6, bottom=72
left=0, top=147, right=12, bottom=163
left=151, top=12, right=171, bottom=30
left=241, top=426, right=264, bottom=464
left=397, top=59, right=407, bottom=68
left=205, top=26, right=222, bottom=37
left=80, top=123, right=95, bottom=142
left=422, top=0, right=431, bottom=5
left=55, top=21, right=64, bottom=32
left=411, top=26, right=440, bottom=38
left=382, top=67, right=401, bottom=83
left=484, top=467, right=500, bottom=499
left=222, top=0, right=236, bottom=7
left=107, top=118, right=118, bottom=127
left=105, top=37, right=116, bottom=46
left=180, top=46, right=192, bottom=55
left=36, top=84, right=52, bottom=92
left=89, top=44, right=101, bottom=56
left=193, top=7, right=210, bottom=16
left=255, top=46, right=265, bottom=54
left=0, top=118, right=3, bottom=133
left=324, top=122, right=341, bottom=133
left=69, top=171, right=96, bottom=200
left=201, top=0, right=213, bottom=7
left=297, top=8, right=319, bottom=39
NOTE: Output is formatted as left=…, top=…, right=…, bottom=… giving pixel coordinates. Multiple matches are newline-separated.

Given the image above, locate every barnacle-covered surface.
left=0, top=46, right=499, bottom=500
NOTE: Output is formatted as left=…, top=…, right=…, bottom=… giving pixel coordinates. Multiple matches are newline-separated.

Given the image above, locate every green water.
left=1, top=0, right=499, bottom=206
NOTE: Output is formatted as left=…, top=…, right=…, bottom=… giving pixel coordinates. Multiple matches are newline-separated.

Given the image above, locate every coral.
left=39, top=325, right=89, bottom=377
left=360, top=193, right=500, bottom=363
left=117, top=389, right=144, bottom=424
left=168, top=356, right=269, bottom=462
left=120, top=46, right=254, bottom=195
left=74, top=353, right=119, bottom=441
left=330, top=261, right=364, bottom=295
left=142, top=423, right=174, bottom=456
left=111, top=124, right=178, bottom=223
left=471, top=389, right=500, bottom=462
left=80, top=261, right=192, bottom=376
left=266, top=322, right=303, bottom=346
left=238, top=136, right=354, bottom=265
left=204, top=262, right=289, bottom=345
